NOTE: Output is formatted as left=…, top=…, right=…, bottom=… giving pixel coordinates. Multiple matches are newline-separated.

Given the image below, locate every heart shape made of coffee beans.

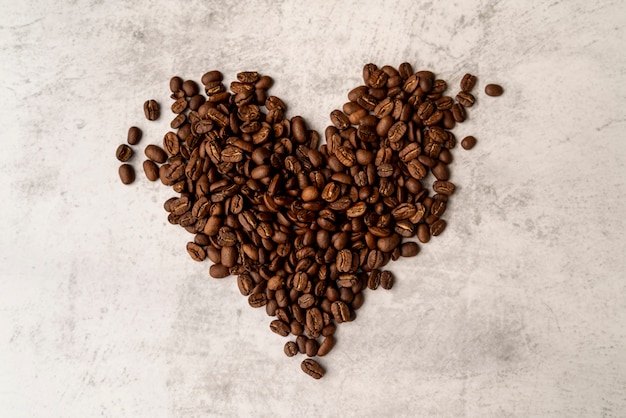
left=116, top=63, right=502, bottom=379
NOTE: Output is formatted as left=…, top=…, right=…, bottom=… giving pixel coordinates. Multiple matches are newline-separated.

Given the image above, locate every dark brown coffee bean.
left=400, top=242, right=419, bottom=257
left=317, top=335, right=335, bottom=357
left=186, top=242, right=206, bottom=262
left=170, top=76, right=183, bottom=93
left=201, top=70, right=223, bottom=85
left=143, top=99, right=159, bottom=121
left=118, top=164, right=135, bottom=185
left=456, top=91, right=475, bottom=107
left=451, top=103, right=466, bottom=122
left=144, top=144, right=167, bottom=164
left=380, top=270, right=394, bottom=290
left=305, top=338, right=319, bottom=357
left=433, top=180, right=456, bottom=196
left=330, top=110, right=350, bottom=130
left=460, top=73, right=477, bottom=92
left=306, top=307, right=323, bottom=334
left=461, top=136, right=477, bottom=150
left=248, top=292, right=267, bottom=308
left=331, top=301, right=351, bottom=323
left=116, top=144, right=133, bottom=162
left=301, top=359, right=324, bottom=379
left=270, top=319, right=290, bottom=337
left=377, top=234, right=401, bottom=253
left=284, top=341, right=299, bottom=357
left=417, top=223, right=430, bottom=243
left=142, top=160, right=159, bottom=181
left=430, top=219, right=447, bottom=236
left=431, top=162, right=450, bottom=181
left=485, top=83, right=504, bottom=96
left=127, top=126, right=142, bottom=145
left=209, top=263, right=230, bottom=279
left=182, top=80, right=199, bottom=97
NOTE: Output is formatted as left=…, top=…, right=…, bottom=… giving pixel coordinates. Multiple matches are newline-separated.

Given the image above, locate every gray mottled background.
left=1, top=0, right=625, bottom=417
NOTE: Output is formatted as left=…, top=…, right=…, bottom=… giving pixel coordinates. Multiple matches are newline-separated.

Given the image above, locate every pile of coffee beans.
left=115, top=63, right=502, bottom=379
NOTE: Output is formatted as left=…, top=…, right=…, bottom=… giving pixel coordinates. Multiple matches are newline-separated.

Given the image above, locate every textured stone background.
left=1, top=0, right=625, bottom=417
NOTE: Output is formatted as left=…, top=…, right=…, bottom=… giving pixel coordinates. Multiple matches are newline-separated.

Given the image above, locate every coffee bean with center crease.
left=460, top=73, right=477, bottom=92
left=301, top=359, right=324, bottom=379
left=143, top=99, right=159, bottom=120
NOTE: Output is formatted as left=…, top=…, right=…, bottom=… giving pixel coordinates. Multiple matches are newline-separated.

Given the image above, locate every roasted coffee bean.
left=116, top=144, right=133, bottom=162
left=400, top=242, right=419, bottom=257
left=143, top=99, right=159, bottom=120
left=461, top=135, right=477, bottom=150
left=305, top=338, right=319, bottom=357
left=127, top=126, right=142, bottom=145
left=209, top=263, right=230, bottom=279
left=451, top=103, right=466, bottom=122
left=182, top=80, right=199, bottom=97
left=186, top=242, right=206, bottom=262
left=170, top=76, right=183, bottom=93
left=460, top=73, right=477, bottom=92
left=380, top=270, right=394, bottom=290
left=145, top=145, right=167, bottom=164
left=143, top=160, right=159, bottom=181
left=301, top=359, right=324, bottom=379
left=284, top=341, right=299, bottom=357
left=430, top=219, right=447, bottom=236
left=456, top=91, right=475, bottom=108
left=317, top=335, right=335, bottom=357
left=118, top=164, right=135, bottom=185
left=485, top=83, right=504, bottom=96
left=270, top=319, right=290, bottom=337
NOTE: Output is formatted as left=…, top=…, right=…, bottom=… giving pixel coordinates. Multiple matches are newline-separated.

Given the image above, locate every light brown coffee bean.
left=142, top=160, right=159, bottom=181
left=461, top=136, right=477, bottom=150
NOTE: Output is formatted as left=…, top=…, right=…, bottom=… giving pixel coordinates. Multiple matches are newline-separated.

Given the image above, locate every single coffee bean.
left=142, top=160, right=159, bottom=181
left=485, top=83, right=504, bottom=96
left=201, top=70, right=223, bottom=85
left=460, top=73, right=477, bottom=91
left=305, top=338, right=319, bottom=357
left=209, top=263, right=230, bottom=279
left=127, top=126, right=142, bottom=145
left=143, top=99, right=159, bottom=121
left=400, top=242, right=419, bottom=257
left=461, top=135, right=477, bottom=150
left=116, top=144, right=133, bottom=162
left=186, top=242, right=206, bottom=262
left=417, top=223, right=430, bottom=243
left=118, top=164, right=135, bottom=185
left=456, top=91, right=475, bottom=107
left=377, top=234, right=401, bottom=253
left=284, top=341, right=299, bottom=357
left=317, top=335, right=335, bottom=357
left=270, top=319, right=290, bottom=337
left=182, top=80, right=199, bottom=97
left=170, top=76, right=183, bottom=93
left=301, top=359, right=324, bottom=379
left=380, top=270, right=394, bottom=290
left=451, top=103, right=466, bottom=122
left=430, top=219, right=447, bottom=236
left=144, top=144, right=167, bottom=164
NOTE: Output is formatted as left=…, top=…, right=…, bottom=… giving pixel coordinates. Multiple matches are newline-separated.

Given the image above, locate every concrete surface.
left=1, top=0, right=625, bottom=417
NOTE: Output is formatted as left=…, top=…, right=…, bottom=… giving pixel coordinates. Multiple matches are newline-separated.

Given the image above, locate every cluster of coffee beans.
left=117, top=63, right=502, bottom=379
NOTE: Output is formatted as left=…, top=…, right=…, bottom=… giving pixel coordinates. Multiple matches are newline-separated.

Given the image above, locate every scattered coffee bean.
left=143, top=99, right=160, bottom=121
left=116, top=144, right=133, bottom=162
left=485, top=83, right=504, bottom=96
left=460, top=73, right=477, bottom=92
left=144, top=144, right=167, bottom=164
left=461, top=136, right=477, bottom=150
left=127, top=126, right=142, bottom=145
left=301, top=359, right=324, bottom=379
left=118, top=164, right=135, bottom=185
left=143, top=160, right=159, bottom=181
